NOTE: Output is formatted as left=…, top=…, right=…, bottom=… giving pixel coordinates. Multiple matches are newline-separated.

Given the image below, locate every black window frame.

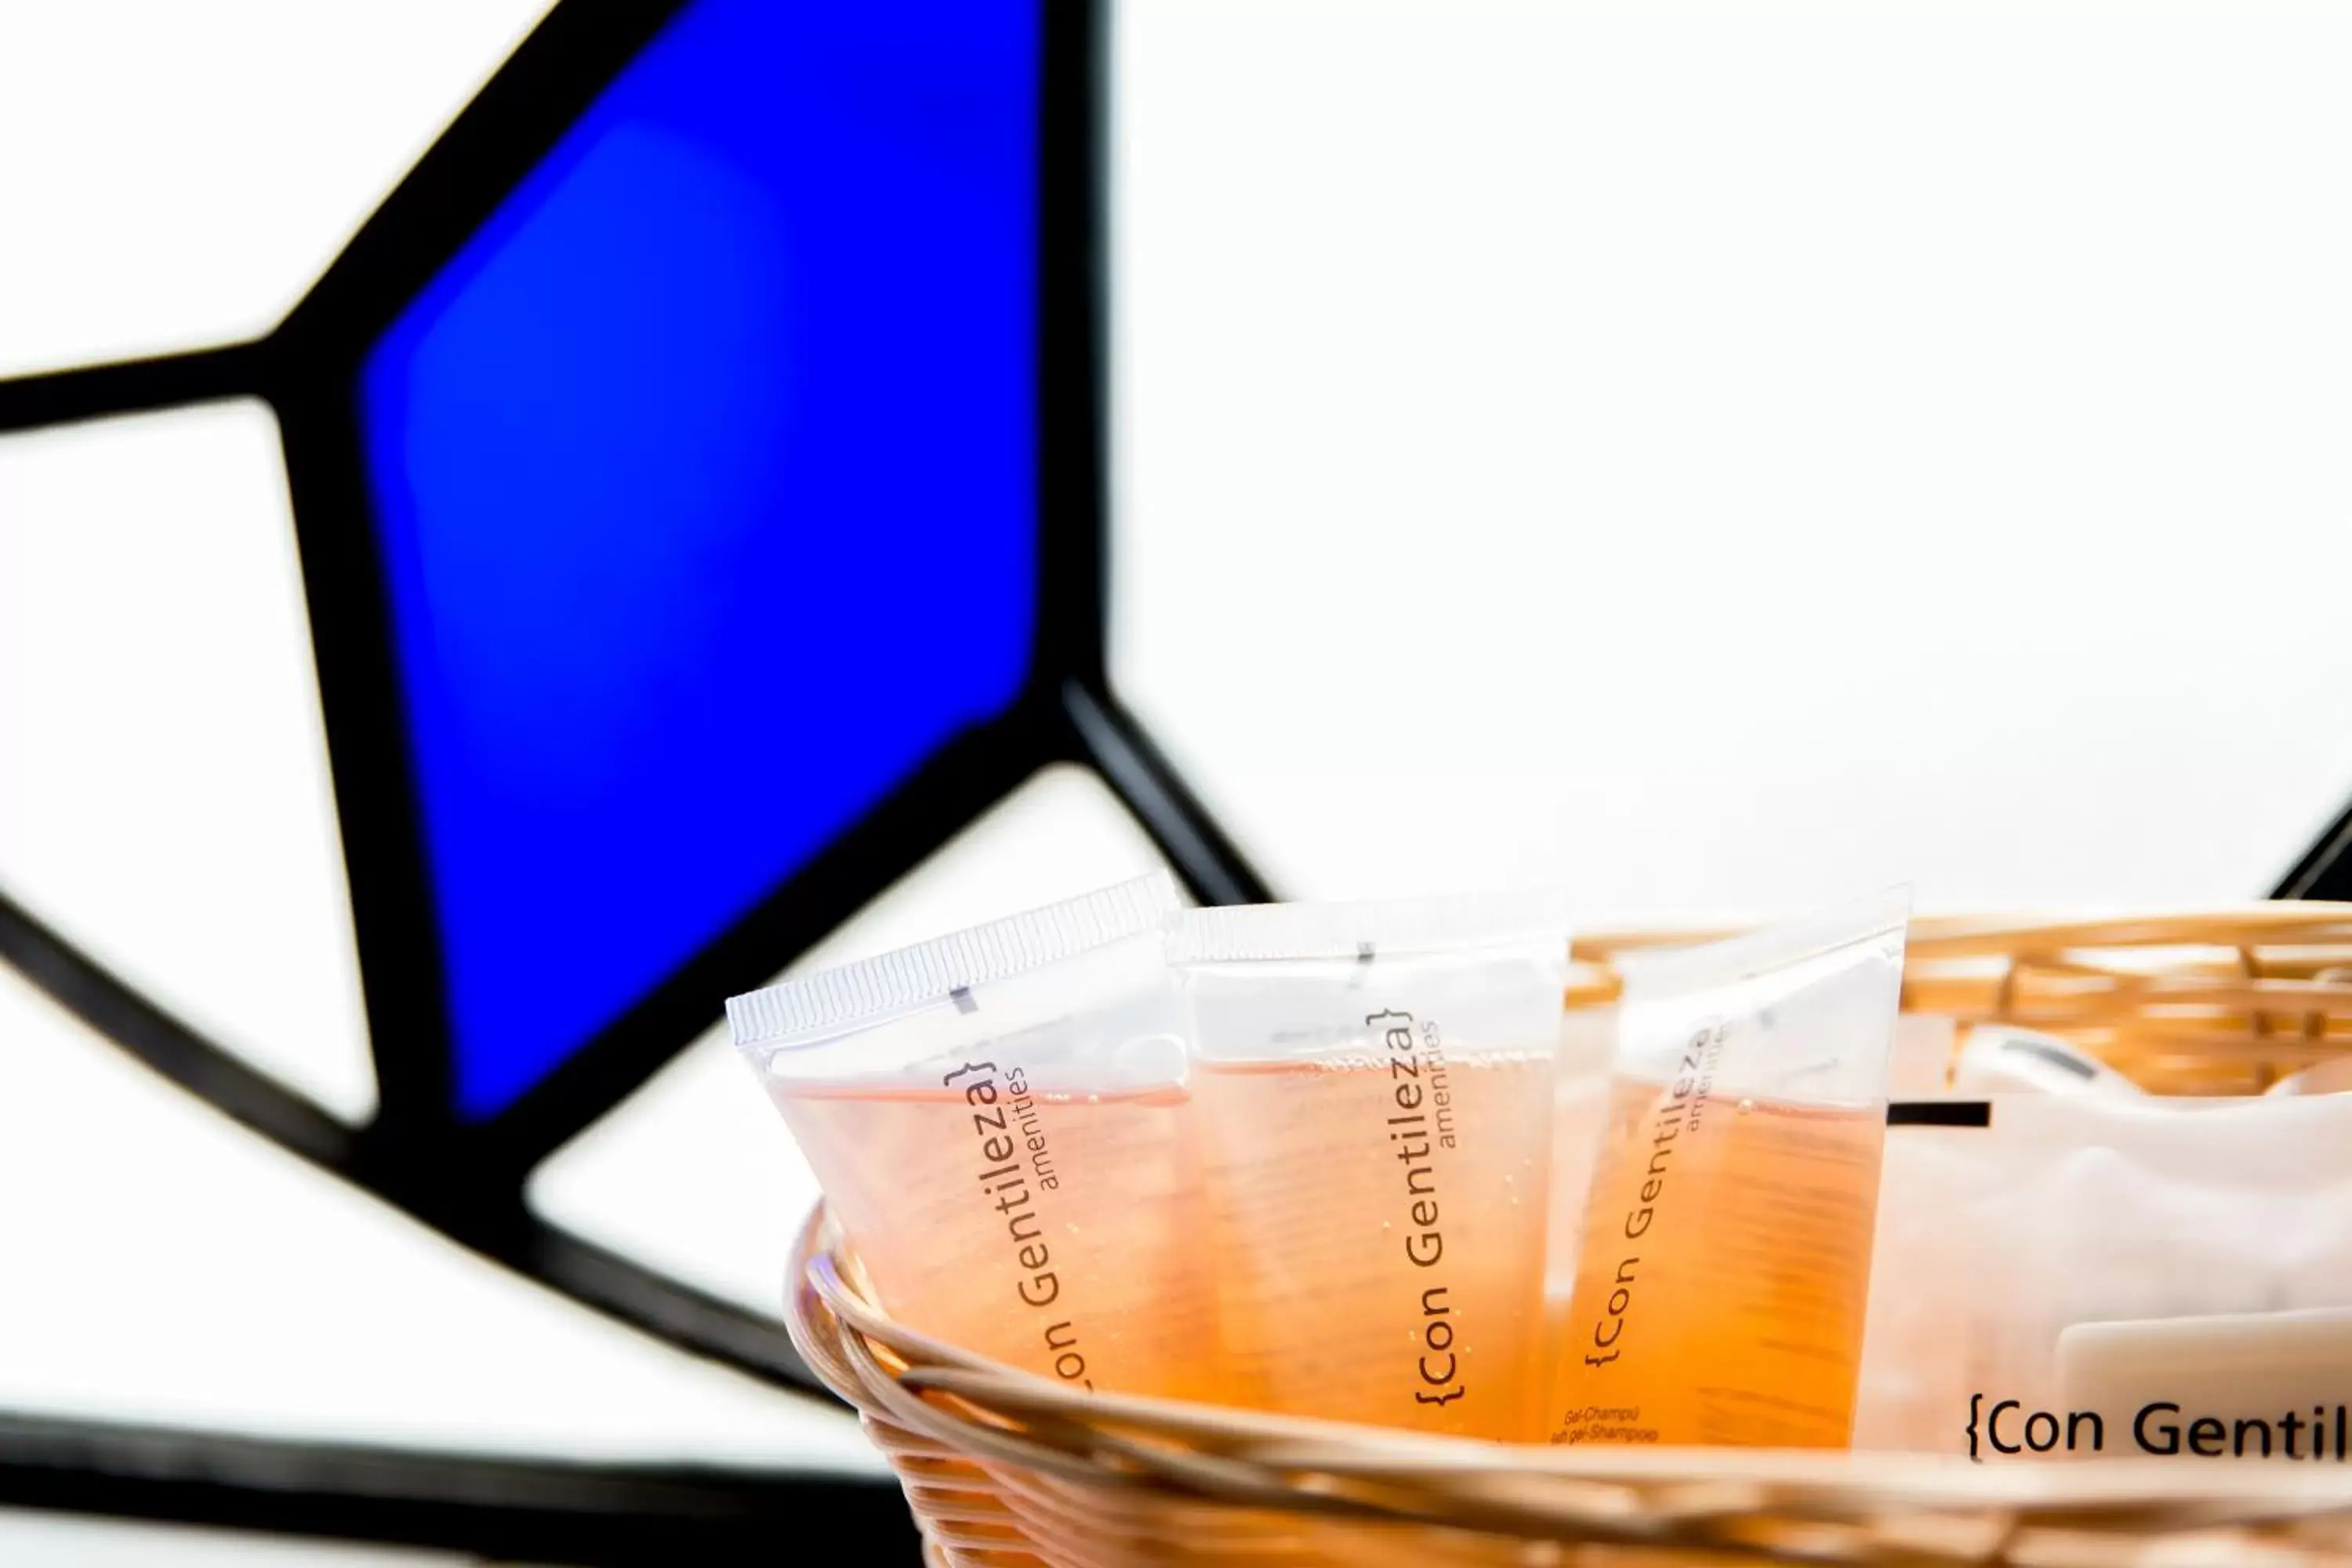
left=0, top=1, right=1265, bottom=1556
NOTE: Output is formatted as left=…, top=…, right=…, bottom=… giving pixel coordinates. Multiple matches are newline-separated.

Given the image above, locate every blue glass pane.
left=361, top=0, right=1039, bottom=1118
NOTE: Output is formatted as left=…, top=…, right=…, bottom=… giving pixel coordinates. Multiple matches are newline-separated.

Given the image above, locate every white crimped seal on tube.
left=726, top=869, right=1181, bottom=1053
left=1164, top=885, right=1573, bottom=964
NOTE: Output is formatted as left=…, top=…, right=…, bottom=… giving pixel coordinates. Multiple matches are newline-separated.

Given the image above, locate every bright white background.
left=6, top=0, right=2352, bottom=1559
left=1115, top=0, right=2352, bottom=920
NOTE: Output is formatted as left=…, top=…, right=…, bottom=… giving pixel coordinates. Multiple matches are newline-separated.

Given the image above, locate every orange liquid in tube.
left=1552, top=1075, right=1885, bottom=1445
left=1549, top=893, right=1906, bottom=1449
left=776, top=1076, right=1225, bottom=1406
left=1193, top=1050, right=1555, bottom=1439
left=735, top=873, right=1221, bottom=1406
left=1169, top=891, right=1571, bottom=1441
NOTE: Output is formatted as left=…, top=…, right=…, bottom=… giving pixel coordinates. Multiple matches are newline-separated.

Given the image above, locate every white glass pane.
left=528, top=764, right=1172, bottom=1316
left=0, top=404, right=373, bottom=1120
left=0, top=1, right=551, bottom=376
left=0, top=959, right=879, bottom=1474
left=1113, top=0, right=2352, bottom=916
left=0, top=1511, right=456, bottom=1568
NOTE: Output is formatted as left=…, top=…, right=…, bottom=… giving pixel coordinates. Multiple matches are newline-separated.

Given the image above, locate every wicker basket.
left=786, top=906, right=2352, bottom=1566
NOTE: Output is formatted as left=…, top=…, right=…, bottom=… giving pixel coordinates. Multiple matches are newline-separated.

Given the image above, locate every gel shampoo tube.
left=1167, top=891, right=1572, bottom=1439
left=728, top=873, right=1221, bottom=1403
left=1550, top=891, right=1908, bottom=1449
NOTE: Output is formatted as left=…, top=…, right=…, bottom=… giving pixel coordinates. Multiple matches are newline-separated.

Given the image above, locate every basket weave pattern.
left=787, top=908, right=2352, bottom=1565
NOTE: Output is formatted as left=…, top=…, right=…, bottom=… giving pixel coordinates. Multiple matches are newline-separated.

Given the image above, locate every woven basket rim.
left=789, top=1206, right=2352, bottom=1517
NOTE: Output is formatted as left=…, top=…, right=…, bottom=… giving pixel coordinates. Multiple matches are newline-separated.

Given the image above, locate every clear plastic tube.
left=1167, top=890, right=1571, bottom=1439
left=729, top=873, right=1222, bottom=1402
left=1548, top=890, right=1908, bottom=1448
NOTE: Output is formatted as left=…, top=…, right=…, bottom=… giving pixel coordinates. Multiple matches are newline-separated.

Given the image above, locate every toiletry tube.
left=1952, top=1023, right=2142, bottom=1098
left=1885, top=1013, right=1958, bottom=1098
left=1549, top=890, right=1909, bottom=1449
left=729, top=873, right=1220, bottom=1403
left=1547, top=1007, right=1617, bottom=1312
left=1166, top=891, right=1572, bottom=1439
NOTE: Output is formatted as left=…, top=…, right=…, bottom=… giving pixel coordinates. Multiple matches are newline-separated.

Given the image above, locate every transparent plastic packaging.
left=1549, top=890, right=1910, bottom=1448
left=1857, top=1091, right=2352, bottom=1461
left=1886, top=1013, right=1959, bottom=1098
left=729, top=872, right=1221, bottom=1403
left=1545, top=1006, right=1618, bottom=1352
left=1167, top=891, right=1572, bottom=1439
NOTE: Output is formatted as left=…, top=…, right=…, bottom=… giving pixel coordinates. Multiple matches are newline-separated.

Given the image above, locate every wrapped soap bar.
left=1857, top=1089, right=2352, bottom=1461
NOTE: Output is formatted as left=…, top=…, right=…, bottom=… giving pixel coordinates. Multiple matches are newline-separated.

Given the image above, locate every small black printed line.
left=1887, top=1101, right=1991, bottom=1127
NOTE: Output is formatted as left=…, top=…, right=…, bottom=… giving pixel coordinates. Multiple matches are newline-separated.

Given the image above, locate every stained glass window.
left=359, top=0, right=1041, bottom=1116
left=0, top=404, right=372, bottom=1119
left=528, top=764, right=1172, bottom=1315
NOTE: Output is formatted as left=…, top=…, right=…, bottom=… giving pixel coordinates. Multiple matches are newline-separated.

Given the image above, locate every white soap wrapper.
left=1856, top=1092, right=2352, bottom=1460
